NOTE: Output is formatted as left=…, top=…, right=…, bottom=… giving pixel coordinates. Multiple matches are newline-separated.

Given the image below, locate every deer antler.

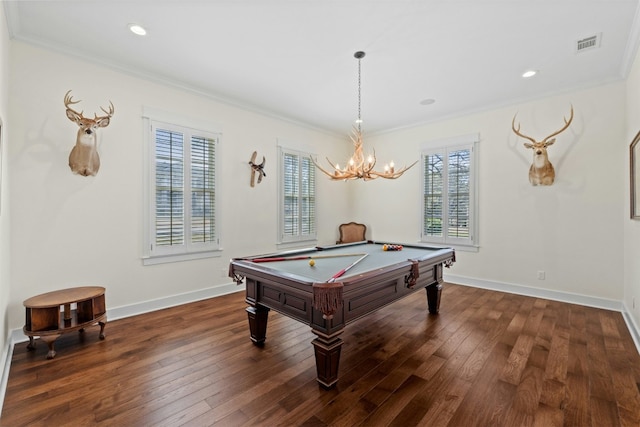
left=511, top=115, right=537, bottom=144
left=542, top=105, right=573, bottom=143
left=512, top=105, right=574, bottom=144
left=64, top=90, right=84, bottom=118
left=94, top=101, right=115, bottom=121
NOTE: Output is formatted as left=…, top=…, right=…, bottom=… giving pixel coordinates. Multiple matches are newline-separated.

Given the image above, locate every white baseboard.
left=106, top=281, right=243, bottom=323
left=445, top=273, right=622, bottom=311
left=622, top=302, right=640, bottom=354
left=0, top=332, right=15, bottom=416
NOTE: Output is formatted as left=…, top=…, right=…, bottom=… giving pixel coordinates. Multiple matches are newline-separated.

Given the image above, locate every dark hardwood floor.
left=2, top=283, right=640, bottom=426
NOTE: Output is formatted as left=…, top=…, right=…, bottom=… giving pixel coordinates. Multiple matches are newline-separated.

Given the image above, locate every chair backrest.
left=337, top=222, right=367, bottom=244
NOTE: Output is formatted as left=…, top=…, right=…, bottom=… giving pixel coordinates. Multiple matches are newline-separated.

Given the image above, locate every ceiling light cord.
left=310, top=50, right=418, bottom=181
left=357, top=51, right=362, bottom=133
left=355, top=51, right=365, bottom=133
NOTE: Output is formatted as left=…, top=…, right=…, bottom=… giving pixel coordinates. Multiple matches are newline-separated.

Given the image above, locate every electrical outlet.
left=537, top=270, right=545, bottom=280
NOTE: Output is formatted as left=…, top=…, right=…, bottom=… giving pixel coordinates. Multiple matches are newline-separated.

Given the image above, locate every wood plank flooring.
left=2, top=283, right=640, bottom=426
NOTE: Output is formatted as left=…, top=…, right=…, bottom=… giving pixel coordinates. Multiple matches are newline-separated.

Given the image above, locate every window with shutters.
left=421, top=134, right=478, bottom=249
left=279, top=147, right=316, bottom=243
left=143, top=114, right=220, bottom=264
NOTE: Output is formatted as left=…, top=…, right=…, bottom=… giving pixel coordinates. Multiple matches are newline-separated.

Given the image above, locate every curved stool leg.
left=98, top=321, right=106, bottom=340
left=40, top=335, right=60, bottom=359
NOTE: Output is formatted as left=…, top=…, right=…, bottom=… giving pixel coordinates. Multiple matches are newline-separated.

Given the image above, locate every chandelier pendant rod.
left=356, top=51, right=363, bottom=134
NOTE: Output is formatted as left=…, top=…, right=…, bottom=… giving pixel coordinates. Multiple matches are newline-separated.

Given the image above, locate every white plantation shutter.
left=422, top=136, right=477, bottom=248
left=280, top=147, right=316, bottom=242
left=155, top=129, right=185, bottom=247
left=447, top=149, right=470, bottom=239
left=146, top=120, right=220, bottom=261
left=190, top=135, right=216, bottom=244
left=423, top=152, right=444, bottom=239
left=283, top=152, right=299, bottom=237
left=300, top=156, right=316, bottom=236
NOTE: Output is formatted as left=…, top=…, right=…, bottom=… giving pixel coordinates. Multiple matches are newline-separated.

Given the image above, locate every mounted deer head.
left=64, top=90, right=114, bottom=176
left=512, top=106, right=573, bottom=186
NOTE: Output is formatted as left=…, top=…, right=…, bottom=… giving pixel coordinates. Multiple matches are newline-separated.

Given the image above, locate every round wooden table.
left=23, top=286, right=107, bottom=359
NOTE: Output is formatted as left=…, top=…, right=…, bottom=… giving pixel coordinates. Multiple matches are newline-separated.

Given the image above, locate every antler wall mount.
left=512, top=105, right=574, bottom=186
left=64, top=90, right=114, bottom=177
left=249, top=151, right=266, bottom=187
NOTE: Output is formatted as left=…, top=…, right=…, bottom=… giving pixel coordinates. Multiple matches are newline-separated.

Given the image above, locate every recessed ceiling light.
left=420, top=98, right=436, bottom=106
left=128, top=24, right=147, bottom=36
left=522, top=70, right=537, bottom=78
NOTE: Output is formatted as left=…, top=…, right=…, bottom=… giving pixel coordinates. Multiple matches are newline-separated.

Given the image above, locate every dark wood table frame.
left=230, top=242, right=455, bottom=388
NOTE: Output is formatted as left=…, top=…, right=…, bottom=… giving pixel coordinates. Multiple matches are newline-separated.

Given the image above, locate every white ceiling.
left=4, top=0, right=640, bottom=135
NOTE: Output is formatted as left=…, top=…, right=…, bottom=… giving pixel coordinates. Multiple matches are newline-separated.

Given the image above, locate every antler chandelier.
left=312, top=51, right=417, bottom=181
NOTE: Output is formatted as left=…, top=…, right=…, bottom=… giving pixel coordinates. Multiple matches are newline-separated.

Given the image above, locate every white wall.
left=625, top=39, right=640, bottom=331
left=0, top=0, right=11, bottom=371
left=3, top=34, right=637, bottom=341
left=6, top=42, right=351, bottom=331
left=353, top=83, right=627, bottom=301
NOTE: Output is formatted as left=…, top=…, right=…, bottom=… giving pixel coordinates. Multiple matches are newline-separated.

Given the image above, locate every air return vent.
left=576, top=33, right=601, bottom=53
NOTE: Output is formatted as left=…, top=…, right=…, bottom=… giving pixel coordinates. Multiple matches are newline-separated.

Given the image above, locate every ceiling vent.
left=576, top=33, right=601, bottom=53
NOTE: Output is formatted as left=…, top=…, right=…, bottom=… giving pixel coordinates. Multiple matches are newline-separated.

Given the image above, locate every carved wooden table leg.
left=99, top=321, right=106, bottom=339
left=246, top=305, right=270, bottom=345
left=426, top=283, right=443, bottom=314
left=311, top=329, right=344, bottom=388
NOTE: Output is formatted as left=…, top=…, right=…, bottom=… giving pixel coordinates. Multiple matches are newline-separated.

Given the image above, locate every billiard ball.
left=309, top=259, right=315, bottom=267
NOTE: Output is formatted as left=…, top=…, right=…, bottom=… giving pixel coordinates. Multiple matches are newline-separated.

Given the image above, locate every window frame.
left=277, top=145, right=317, bottom=245
left=142, top=108, right=221, bottom=265
left=420, top=133, right=479, bottom=250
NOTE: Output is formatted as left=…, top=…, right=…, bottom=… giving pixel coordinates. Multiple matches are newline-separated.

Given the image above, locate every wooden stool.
left=23, top=286, right=107, bottom=359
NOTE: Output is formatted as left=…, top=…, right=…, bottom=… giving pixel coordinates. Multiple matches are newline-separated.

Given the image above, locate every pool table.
left=229, top=240, right=455, bottom=388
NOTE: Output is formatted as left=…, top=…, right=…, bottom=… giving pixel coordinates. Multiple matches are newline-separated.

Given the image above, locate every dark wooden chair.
left=337, top=222, right=367, bottom=244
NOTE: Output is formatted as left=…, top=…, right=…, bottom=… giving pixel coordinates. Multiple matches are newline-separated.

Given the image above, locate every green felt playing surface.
left=251, top=242, right=444, bottom=283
